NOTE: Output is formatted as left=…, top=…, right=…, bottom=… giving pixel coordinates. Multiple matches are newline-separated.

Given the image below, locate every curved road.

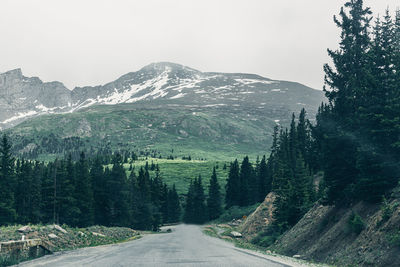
left=19, top=224, right=293, bottom=267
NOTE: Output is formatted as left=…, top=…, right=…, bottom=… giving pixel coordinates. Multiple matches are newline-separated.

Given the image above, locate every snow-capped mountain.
left=0, top=62, right=325, bottom=128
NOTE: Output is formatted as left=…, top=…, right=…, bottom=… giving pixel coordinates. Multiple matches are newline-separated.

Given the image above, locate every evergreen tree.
left=257, top=155, right=271, bottom=202
left=225, top=160, right=240, bottom=208
left=30, top=161, right=43, bottom=223
left=40, top=161, right=56, bottom=223
left=134, top=167, right=154, bottom=230
left=59, top=156, right=79, bottom=226
left=159, top=183, right=169, bottom=224
left=15, top=159, right=33, bottom=224
left=207, top=167, right=222, bottom=220
left=239, top=156, right=253, bottom=206
left=193, top=176, right=207, bottom=224
left=106, top=153, right=130, bottom=226
left=91, top=156, right=107, bottom=225
left=184, top=176, right=207, bottom=224
left=183, top=180, right=195, bottom=223
left=75, top=152, right=94, bottom=226
left=288, top=113, right=297, bottom=170
left=322, top=0, right=372, bottom=204
left=128, top=169, right=140, bottom=227
left=167, top=184, right=181, bottom=223
left=0, top=134, right=16, bottom=225
left=355, top=9, right=400, bottom=202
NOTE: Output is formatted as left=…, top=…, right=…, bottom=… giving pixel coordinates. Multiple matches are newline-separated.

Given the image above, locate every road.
left=19, top=224, right=293, bottom=267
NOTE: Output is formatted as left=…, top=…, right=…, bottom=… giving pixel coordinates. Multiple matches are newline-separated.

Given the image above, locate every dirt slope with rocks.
left=239, top=192, right=276, bottom=241
left=270, top=194, right=400, bottom=266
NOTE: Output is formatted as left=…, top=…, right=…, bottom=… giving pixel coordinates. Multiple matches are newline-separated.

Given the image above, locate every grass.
left=118, top=157, right=230, bottom=195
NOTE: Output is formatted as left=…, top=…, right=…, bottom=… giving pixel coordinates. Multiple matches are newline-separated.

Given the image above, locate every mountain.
left=1, top=62, right=326, bottom=159
left=0, top=62, right=324, bottom=128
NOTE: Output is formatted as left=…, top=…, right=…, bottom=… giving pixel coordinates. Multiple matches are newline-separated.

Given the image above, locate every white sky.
left=0, top=0, right=398, bottom=90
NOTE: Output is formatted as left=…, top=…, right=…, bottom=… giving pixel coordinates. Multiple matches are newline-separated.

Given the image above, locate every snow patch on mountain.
left=235, top=78, right=276, bottom=85
left=2, top=111, right=38, bottom=124
left=169, top=93, right=186, bottom=99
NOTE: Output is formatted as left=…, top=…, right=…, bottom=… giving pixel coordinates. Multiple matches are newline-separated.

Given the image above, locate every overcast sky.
left=0, top=0, right=398, bottom=90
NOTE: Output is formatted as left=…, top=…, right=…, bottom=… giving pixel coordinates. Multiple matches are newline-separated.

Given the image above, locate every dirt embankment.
left=237, top=186, right=400, bottom=266
left=270, top=197, right=400, bottom=266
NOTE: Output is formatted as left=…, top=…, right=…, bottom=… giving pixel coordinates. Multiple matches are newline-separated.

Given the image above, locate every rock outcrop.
left=239, top=192, right=277, bottom=241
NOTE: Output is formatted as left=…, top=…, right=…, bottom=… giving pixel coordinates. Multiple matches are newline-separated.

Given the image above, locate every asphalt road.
left=18, top=224, right=292, bottom=267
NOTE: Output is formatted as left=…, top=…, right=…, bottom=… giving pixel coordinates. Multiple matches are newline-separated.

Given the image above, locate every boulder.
left=231, top=231, right=242, bottom=238
left=53, top=224, right=67, bottom=234
left=48, top=233, right=58, bottom=239
left=17, top=226, right=32, bottom=233
left=92, top=232, right=106, bottom=237
left=78, top=231, right=86, bottom=237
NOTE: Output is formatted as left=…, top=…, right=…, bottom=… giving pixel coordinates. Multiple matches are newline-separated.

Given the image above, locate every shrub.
left=215, top=204, right=259, bottom=223
left=347, top=212, right=365, bottom=235
left=250, top=226, right=281, bottom=247
left=388, top=231, right=400, bottom=247
left=0, top=255, right=19, bottom=267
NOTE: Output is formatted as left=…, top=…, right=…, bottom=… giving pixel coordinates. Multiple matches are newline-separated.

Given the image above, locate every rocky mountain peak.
left=0, top=68, right=23, bottom=87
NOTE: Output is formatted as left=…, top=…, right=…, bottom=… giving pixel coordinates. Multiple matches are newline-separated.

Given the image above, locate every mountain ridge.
left=0, top=62, right=324, bottom=129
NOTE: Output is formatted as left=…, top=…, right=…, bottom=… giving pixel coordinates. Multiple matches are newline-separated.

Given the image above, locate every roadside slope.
left=270, top=195, right=400, bottom=266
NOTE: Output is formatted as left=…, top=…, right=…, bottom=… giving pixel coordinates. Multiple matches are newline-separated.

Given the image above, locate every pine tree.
left=30, top=161, right=43, bottom=223
left=322, top=0, right=372, bottom=204
left=57, top=156, right=79, bottom=226
left=184, top=176, right=207, bottom=224
left=128, top=169, right=140, bottom=227
left=91, top=156, right=107, bottom=225
left=0, top=134, right=16, bottom=225
left=257, top=155, right=271, bottom=202
left=207, top=167, right=222, bottom=220
left=193, top=176, right=207, bottom=224
left=159, top=183, right=169, bottom=224
left=239, top=156, right=254, bottom=206
left=75, top=152, right=94, bottom=226
left=288, top=113, right=297, bottom=170
left=134, top=167, right=153, bottom=230
left=40, top=161, right=56, bottom=223
left=225, top=160, right=240, bottom=208
left=106, top=153, right=130, bottom=227
left=167, top=184, right=181, bottom=223
left=183, top=180, right=195, bottom=223
left=296, top=108, right=311, bottom=168
left=15, top=159, right=33, bottom=224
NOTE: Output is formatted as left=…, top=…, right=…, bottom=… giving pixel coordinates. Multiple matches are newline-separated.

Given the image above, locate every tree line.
left=0, top=135, right=181, bottom=230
